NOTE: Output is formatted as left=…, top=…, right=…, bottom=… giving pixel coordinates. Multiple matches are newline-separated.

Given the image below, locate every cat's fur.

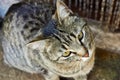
left=1, top=0, right=95, bottom=80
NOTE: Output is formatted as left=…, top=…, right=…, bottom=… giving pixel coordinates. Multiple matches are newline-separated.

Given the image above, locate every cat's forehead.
left=58, top=16, right=86, bottom=33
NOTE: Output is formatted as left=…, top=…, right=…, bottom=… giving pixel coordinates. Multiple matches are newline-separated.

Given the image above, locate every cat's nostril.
left=82, top=53, right=89, bottom=57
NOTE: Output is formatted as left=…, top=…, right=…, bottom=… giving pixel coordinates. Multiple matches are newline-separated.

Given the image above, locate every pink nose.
left=82, top=53, right=89, bottom=57
left=77, top=52, right=89, bottom=57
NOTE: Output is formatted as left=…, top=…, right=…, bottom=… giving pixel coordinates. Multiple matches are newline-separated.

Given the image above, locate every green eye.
left=62, top=51, right=71, bottom=57
left=78, top=32, right=83, bottom=40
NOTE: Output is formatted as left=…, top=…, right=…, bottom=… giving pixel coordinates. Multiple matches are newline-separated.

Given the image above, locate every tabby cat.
left=1, top=0, right=95, bottom=80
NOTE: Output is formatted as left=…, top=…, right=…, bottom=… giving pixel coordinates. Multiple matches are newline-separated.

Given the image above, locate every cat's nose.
left=77, top=47, right=89, bottom=57
left=82, top=53, right=89, bottom=57
left=77, top=52, right=89, bottom=57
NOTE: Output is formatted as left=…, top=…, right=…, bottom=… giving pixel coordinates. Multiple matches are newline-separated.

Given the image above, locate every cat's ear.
left=53, top=0, right=73, bottom=24
left=26, top=40, right=46, bottom=50
left=26, top=35, right=46, bottom=46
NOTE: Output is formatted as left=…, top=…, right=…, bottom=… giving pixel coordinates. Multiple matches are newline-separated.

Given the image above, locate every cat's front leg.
left=43, top=71, right=60, bottom=80
left=74, top=75, right=87, bottom=80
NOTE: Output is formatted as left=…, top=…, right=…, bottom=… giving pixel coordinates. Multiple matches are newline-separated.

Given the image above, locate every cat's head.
left=27, top=0, right=95, bottom=75
left=44, top=0, right=95, bottom=61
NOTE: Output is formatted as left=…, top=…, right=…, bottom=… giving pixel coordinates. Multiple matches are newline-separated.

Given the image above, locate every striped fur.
left=2, top=1, right=95, bottom=80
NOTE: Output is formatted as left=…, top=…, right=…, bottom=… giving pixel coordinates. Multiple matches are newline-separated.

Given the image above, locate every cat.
left=1, top=0, right=95, bottom=80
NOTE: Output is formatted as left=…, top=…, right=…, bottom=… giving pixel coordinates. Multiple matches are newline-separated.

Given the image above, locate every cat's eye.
left=62, top=51, right=71, bottom=57
left=78, top=32, right=83, bottom=40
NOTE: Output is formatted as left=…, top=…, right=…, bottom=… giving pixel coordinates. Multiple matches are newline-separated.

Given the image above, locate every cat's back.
left=1, top=2, right=54, bottom=72
left=3, top=2, right=54, bottom=43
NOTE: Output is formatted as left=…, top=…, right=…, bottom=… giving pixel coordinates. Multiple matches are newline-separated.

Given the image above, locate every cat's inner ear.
left=26, top=40, right=46, bottom=50
left=26, top=34, right=47, bottom=45
left=53, top=0, right=73, bottom=24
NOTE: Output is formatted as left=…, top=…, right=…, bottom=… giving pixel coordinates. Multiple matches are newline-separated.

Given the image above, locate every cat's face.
left=43, top=17, right=95, bottom=76
left=45, top=16, right=95, bottom=63
left=41, top=0, right=95, bottom=75
left=44, top=0, right=95, bottom=62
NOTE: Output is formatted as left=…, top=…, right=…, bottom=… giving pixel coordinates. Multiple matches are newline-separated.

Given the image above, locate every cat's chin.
left=52, top=67, right=89, bottom=77
left=54, top=55, right=94, bottom=77
left=45, top=60, right=92, bottom=77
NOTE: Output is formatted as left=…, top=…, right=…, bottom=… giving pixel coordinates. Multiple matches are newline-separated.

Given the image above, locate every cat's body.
left=1, top=1, right=95, bottom=80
